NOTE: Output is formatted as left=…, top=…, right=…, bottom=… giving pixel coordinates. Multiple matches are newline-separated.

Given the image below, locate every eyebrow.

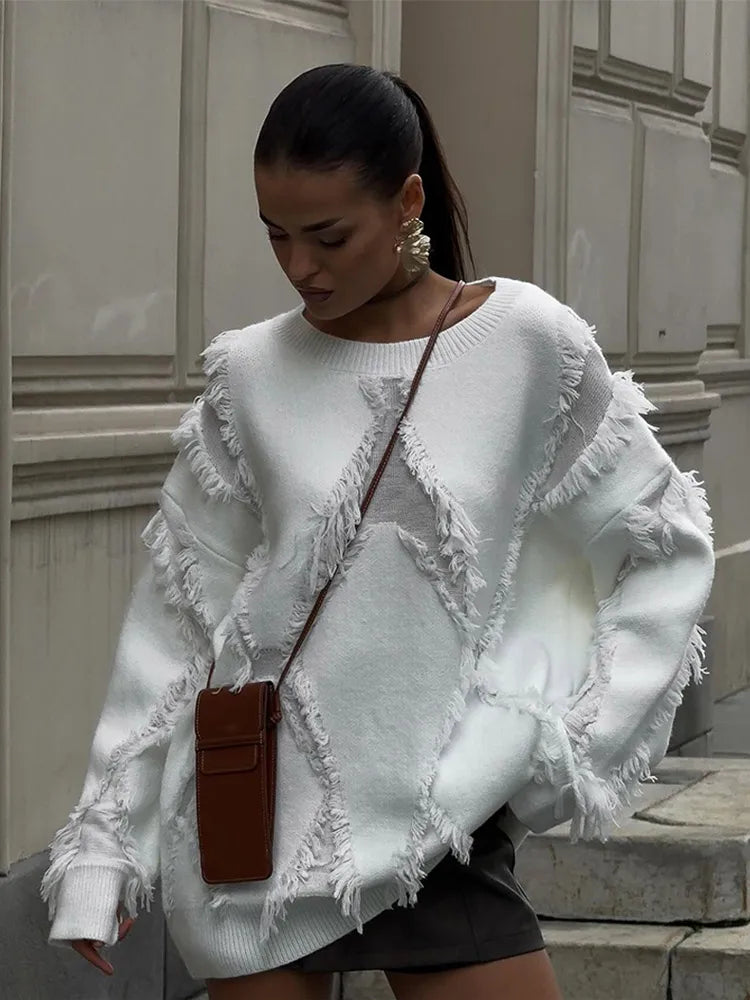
left=259, top=211, right=343, bottom=233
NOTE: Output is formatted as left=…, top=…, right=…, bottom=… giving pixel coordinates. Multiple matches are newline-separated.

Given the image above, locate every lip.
left=299, top=288, right=333, bottom=301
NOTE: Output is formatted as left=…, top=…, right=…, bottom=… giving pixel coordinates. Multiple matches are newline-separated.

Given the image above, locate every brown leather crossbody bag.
left=194, top=279, right=466, bottom=884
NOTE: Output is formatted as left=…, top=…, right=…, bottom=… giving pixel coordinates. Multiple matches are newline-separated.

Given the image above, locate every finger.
left=117, top=917, right=135, bottom=941
left=72, top=939, right=114, bottom=976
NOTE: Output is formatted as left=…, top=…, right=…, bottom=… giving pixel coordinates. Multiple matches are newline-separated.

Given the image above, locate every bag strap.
left=205, top=278, right=466, bottom=696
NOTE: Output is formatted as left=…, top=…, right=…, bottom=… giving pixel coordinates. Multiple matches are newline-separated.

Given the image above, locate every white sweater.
left=41, top=276, right=715, bottom=980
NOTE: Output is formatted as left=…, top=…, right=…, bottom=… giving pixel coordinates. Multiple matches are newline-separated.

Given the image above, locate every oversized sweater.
left=41, top=276, right=715, bottom=979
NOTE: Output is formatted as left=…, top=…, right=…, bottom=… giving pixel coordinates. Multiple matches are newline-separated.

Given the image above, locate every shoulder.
left=201, top=307, right=292, bottom=381
left=491, top=281, right=603, bottom=417
left=167, top=311, right=290, bottom=509
left=505, top=279, right=600, bottom=361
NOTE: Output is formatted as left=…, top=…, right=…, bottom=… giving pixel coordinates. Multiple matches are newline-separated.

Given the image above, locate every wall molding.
left=12, top=354, right=184, bottom=406
left=178, top=1, right=209, bottom=382
left=533, top=0, right=573, bottom=299
left=208, top=0, right=349, bottom=36
left=346, top=0, right=401, bottom=72
left=573, top=0, right=711, bottom=117
left=646, top=380, right=722, bottom=446
left=700, top=354, right=750, bottom=398
left=11, top=404, right=187, bottom=519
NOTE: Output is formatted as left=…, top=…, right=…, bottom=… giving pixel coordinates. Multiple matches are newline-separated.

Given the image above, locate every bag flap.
left=195, top=680, right=270, bottom=745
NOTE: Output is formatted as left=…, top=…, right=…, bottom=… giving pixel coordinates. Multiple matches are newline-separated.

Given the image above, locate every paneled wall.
left=0, top=0, right=399, bottom=873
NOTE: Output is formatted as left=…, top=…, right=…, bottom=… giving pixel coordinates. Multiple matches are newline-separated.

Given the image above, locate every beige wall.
left=402, top=0, right=539, bottom=282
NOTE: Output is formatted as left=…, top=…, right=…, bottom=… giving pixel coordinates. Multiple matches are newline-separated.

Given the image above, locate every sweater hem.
left=167, top=879, right=410, bottom=980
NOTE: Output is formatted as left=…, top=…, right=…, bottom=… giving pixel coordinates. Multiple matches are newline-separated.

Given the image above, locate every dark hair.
left=254, top=63, right=477, bottom=282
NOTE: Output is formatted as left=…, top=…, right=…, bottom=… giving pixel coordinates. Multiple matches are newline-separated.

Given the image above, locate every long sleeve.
left=507, top=311, right=715, bottom=841
left=41, top=382, right=260, bottom=945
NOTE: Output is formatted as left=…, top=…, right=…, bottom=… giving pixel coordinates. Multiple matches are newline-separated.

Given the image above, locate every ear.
left=400, top=173, right=425, bottom=220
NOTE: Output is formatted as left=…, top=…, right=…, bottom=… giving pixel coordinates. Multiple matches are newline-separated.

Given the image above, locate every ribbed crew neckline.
left=275, top=276, right=524, bottom=376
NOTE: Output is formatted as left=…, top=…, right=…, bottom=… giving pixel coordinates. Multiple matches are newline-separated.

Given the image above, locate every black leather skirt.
left=282, top=806, right=544, bottom=974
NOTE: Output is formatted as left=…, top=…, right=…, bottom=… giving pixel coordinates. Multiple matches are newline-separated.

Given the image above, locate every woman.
left=41, top=64, right=714, bottom=1000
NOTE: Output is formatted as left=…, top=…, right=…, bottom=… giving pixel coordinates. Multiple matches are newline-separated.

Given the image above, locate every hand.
left=70, top=902, right=136, bottom=975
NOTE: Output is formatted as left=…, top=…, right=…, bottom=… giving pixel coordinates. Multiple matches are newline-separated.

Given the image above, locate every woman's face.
left=254, top=162, right=423, bottom=319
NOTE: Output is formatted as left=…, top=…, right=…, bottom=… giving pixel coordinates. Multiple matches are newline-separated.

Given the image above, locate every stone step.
left=514, top=757, right=750, bottom=924
left=542, top=922, right=692, bottom=1000
left=671, top=924, right=750, bottom=1000
left=340, top=923, right=750, bottom=1000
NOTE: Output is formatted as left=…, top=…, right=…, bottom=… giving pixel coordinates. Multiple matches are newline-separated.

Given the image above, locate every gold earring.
left=395, top=217, right=430, bottom=276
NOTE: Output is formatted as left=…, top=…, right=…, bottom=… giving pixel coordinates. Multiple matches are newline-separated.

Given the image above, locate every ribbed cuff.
left=48, top=865, right=126, bottom=947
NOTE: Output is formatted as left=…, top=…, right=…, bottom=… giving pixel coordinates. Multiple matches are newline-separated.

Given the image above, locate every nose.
left=285, top=242, right=321, bottom=286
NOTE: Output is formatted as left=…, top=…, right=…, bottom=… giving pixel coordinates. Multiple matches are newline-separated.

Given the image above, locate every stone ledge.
left=515, top=759, right=750, bottom=924
left=654, top=755, right=750, bottom=783
left=541, top=922, right=693, bottom=1000
left=671, top=925, right=750, bottom=1000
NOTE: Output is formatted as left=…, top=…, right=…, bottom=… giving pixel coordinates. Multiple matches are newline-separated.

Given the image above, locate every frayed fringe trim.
left=531, top=457, right=710, bottom=840
left=328, top=524, right=374, bottom=593
left=565, top=622, right=707, bottom=842
left=559, top=459, right=713, bottom=754
left=541, top=371, right=658, bottom=513
left=172, top=402, right=235, bottom=504
left=477, top=624, right=706, bottom=844
left=475, top=685, right=579, bottom=794
left=278, top=677, right=320, bottom=765
left=42, top=509, right=213, bottom=922
left=41, top=803, right=155, bottom=922
left=398, top=420, right=485, bottom=618
left=396, top=528, right=475, bottom=636
left=391, top=808, right=430, bottom=909
left=143, top=509, right=214, bottom=639
left=306, top=425, right=381, bottom=596
left=201, top=331, right=261, bottom=510
left=625, top=466, right=714, bottom=565
left=162, top=799, right=193, bottom=916
left=226, top=542, right=270, bottom=691
left=426, top=800, right=473, bottom=866
left=172, top=400, right=262, bottom=513
left=477, top=322, right=592, bottom=658
left=258, top=800, right=329, bottom=942
left=542, top=320, right=591, bottom=468
left=478, top=461, right=555, bottom=657
left=290, top=663, right=364, bottom=930
left=560, top=587, right=620, bottom=753
left=391, top=643, right=478, bottom=907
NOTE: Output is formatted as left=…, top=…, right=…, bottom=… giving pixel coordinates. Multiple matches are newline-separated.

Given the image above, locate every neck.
left=304, top=269, right=458, bottom=345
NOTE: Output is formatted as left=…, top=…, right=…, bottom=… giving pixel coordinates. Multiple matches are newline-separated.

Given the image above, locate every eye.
left=264, top=230, right=347, bottom=248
